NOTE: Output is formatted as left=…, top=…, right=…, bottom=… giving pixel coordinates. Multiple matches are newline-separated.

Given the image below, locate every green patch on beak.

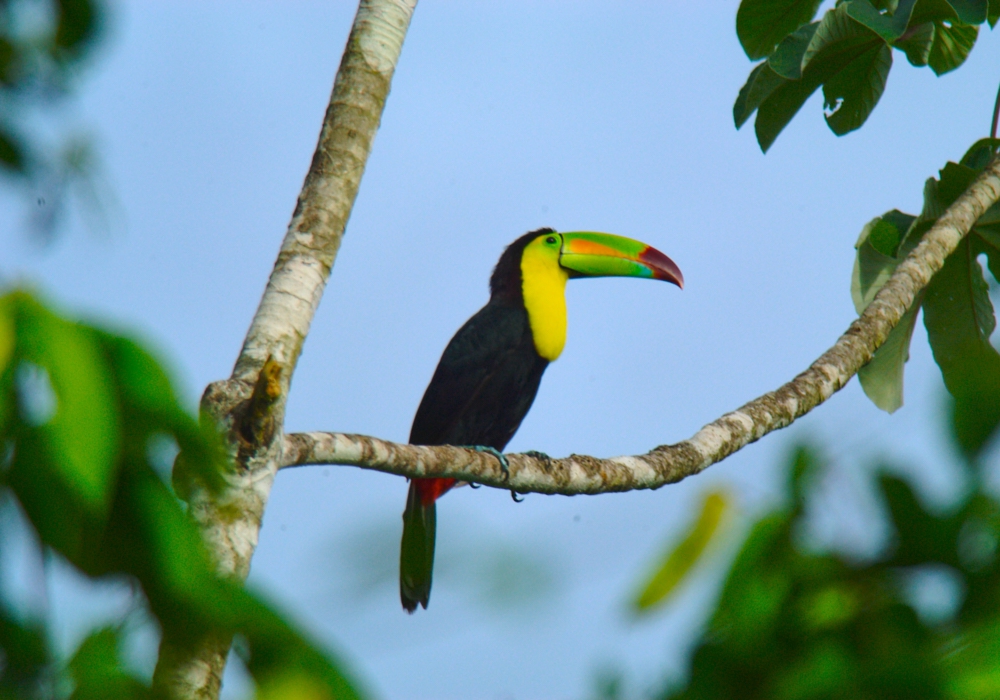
left=558, top=232, right=684, bottom=288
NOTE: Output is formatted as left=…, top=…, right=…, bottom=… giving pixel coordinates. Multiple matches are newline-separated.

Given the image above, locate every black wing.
left=409, top=301, right=549, bottom=451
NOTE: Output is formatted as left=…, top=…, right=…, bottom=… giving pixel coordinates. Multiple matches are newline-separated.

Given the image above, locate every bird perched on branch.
left=401, top=228, right=683, bottom=612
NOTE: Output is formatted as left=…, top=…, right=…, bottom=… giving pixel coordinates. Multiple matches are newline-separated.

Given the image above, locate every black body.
left=410, top=300, right=549, bottom=449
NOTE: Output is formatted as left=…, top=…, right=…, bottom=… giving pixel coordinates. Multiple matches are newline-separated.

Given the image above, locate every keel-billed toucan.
left=401, top=228, right=683, bottom=612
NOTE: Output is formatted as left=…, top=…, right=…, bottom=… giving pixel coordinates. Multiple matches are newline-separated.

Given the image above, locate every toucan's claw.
left=524, top=450, right=551, bottom=461
left=469, top=482, right=481, bottom=489
left=511, top=490, right=525, bottom=503
left=472, top=446, right=510, bottom=481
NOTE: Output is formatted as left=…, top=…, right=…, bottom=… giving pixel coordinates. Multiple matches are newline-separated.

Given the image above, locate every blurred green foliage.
left=655, top=438, right=1000, bottom=700
left=0, top=290, right=366, bottom=699
left=735, top=0, right=998, bottom=151
left=1, top=0, right=111, bottom=238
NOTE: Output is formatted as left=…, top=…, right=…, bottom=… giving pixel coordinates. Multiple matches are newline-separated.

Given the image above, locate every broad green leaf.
left=89, top=331, right=226, bottom=495
left=737, top=0, right=822, bottom=59
left=959, top=138, right=1000, bottom=171
left=69, top=627, right=149, bottom=700
left=801, top=5, right=882, bottom=71
left=911, top=0, right=987, bottom=24
left=923, top=238, right=1000, bottom=454
left=632, top=491, right=731, bottom=613
left=858, top=298, right=923, bottom=412
left=709, top=512, right=794, bottom=656
left=753, top=5, right=888, bottom=150
left=55, top=0, right=101, bottom=54
left=753, top=69, right=823, bottom=152
left=851, top=211, right=915, bottom=313
left=822, top=42, right=891, bottom=135
left=0, top=127, right=25, bottom=173
left=945, top=0, right=990, bottom=23
left=944, top=618, right=1000, bottom=700
left=928, top=22, right=978, bottom=75
left=879, top=475, right=965, bottom=566
left=768, top=22, right=820, bottom=79
left=0, top=606, right=50, bottom=694
left=990, top=0, right=1000, bottom=26
left=13, top=294, right=120, bottom=514
left=896, top=22, right=936, bottom=65
left=734, top=63, right=788, bottom=128
left=851, top=211, right=925, bottom=413
left=846, top=0, right=918, bottom=40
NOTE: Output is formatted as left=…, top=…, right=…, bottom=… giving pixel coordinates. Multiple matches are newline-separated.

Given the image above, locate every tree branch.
left=280, top=154, right=1000, bottom=494
left=153, top=1, right=417, bottom=698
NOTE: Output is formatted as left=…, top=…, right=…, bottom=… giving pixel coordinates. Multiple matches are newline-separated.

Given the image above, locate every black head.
left=489, top=227, right=554, bottom=304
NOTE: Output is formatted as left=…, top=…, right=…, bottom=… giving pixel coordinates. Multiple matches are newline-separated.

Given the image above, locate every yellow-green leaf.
left=632, top=491, right=732, bottom=613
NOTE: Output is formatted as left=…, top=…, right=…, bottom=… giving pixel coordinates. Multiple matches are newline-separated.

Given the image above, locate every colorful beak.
left=557, top=232, right=684, bottom=289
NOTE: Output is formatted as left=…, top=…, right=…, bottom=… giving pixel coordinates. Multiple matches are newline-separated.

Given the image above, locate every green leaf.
left=803, top=5, right=894, bottom=137
left=54, top=0, right=101, bottom=55
left=822, top=41, right=891, bottom=135
left=851, top=211, right=922, bottom=413
left=879, top=475, right=964, bottom=566
left=801, top=5, right=882, bottom=70
left=928, top=22, right=978, bottom=75
left=12, top=294, right=120, bottom=514
left=896, top=22, right=936, bottom=65
left=944, top=0, right=989, bottom=24
left=754, top=71, right=823, bottom=152
left=753, top=5, right=889, bottom=150
left=735, top=63, right=788, bottom=128
left=851, top=211, right=915, bottom=313
left=990, top=0, right=1000, bottom=26
left=710, top=512, right=794, bottom=656
left=0, top=127, right=26, bottom=173
left=768, top=22, right=820, bottom=79
left=737, top=0, right=823, bottom=60
left=858, top=297, right=923, bottom=413
left=69, top=627, right=149, bottom=700
left=632, top=491, right=731, bottom=613
left=846, top=0, right=918, bottom=40
left=959, top=138, right=1000, bottom=171
left=923, top=237, right=1000, bottom=455
left=0, top=604, right=50, bottom=695
left=911, top=0, right=987, bottom=24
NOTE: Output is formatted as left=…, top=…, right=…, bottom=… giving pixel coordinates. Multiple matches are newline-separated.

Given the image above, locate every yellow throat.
left=520, top=236, right=569, bottom=361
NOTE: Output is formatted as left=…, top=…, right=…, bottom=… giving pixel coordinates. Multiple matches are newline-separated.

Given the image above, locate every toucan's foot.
left=524, top=450, right=551, bottom=462
left=469, top=482, right=481, bottom=489
left=472, top=446, right=510, bottom=481
left=511, top=490, right=525, bottom=503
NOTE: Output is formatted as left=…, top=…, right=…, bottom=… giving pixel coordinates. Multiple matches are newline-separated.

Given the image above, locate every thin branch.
left=281, top=154, right=1000, bottom=494
left=154, top=2, right=417, bottom=698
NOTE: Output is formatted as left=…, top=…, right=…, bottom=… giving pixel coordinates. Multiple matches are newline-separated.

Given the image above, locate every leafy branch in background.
left=0, top=0, right=109, bottom=239
left=636, top=424, right=1000, bottom=700
left=852, top=138, right=1000, bottom=454
left=735, top=0, right=999, bottom=151
left=0, top=291, right=367, bottom=699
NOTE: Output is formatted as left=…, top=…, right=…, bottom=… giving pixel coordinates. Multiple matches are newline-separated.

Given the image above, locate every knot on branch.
left=234, top=356, right=284, bottom=462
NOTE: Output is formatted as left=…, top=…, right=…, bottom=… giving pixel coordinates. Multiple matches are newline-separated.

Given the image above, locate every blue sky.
left=3, top=2, right=999, bottom=699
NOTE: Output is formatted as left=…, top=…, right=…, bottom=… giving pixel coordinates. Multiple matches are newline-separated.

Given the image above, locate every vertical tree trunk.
left=151, top=1, right=417, bottom=697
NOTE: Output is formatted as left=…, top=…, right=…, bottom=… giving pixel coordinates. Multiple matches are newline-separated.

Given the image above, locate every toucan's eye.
left=546, top=236, right=557, bottom=244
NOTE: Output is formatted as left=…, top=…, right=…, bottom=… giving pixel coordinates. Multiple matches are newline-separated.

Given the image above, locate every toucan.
left=400, top=228, right=683, bottom=612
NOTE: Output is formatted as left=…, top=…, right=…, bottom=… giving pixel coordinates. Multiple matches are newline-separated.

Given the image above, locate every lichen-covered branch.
left=280, top=154, right=1000, bottom=494
left=153, top=2, right=417, bottom=698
